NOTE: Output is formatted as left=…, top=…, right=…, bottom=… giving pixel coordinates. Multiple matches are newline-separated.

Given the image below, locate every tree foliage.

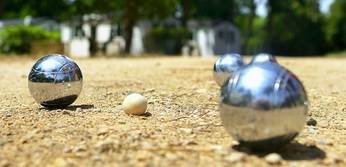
left=1, top=0, right=69, bottom=19
left=0, top=0, right=345, bottom=55
left=0, top=26, right=60, bottom=54
left=326, top=0, right=346, bottom=51
left=265, top=0, right=326, bottom=56
left=189, top=0, right=238, bottom=21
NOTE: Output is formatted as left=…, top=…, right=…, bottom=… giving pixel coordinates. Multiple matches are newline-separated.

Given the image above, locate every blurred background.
left=0, top=0, right=345, bottom=57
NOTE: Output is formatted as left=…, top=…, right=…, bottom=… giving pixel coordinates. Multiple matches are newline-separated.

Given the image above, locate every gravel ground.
left=0, top=56, right=345, bottom=167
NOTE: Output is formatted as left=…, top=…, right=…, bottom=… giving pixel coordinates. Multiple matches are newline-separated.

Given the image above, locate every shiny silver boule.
left=251, top=53, right=277, bottom=64
left=220, top=62, right=308, bottom=150
left=213, top=53, right=244, bottom=86
left=28, top=54, right=83, bottom=108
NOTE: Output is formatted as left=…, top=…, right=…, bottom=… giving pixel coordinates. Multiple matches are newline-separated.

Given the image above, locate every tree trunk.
left=181, top=0, right=190, bottom=27
left=0, top=0, right=4, bottom=18
left=124, top=0, right=138, bottom=53
left=265, top=0, right=275, bottom=52
left=89, top=24, right=97, bottom=56
left=243, top=0, right=256, bottom=54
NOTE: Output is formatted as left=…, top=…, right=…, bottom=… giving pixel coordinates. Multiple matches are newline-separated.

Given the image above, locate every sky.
left=255, top=0, right=335, bottom=17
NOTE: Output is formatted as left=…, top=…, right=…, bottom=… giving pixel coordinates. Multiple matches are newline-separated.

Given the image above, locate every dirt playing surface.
left=0, top=56, right=345, bottom=167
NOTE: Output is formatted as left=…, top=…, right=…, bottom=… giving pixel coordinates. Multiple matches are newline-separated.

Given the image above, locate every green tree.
left=0, top=0, right=70, bottom=19
left=326, top=0, right=346, bottom=51
left=189, top=0, right=238, bottom=22
left=265, top=0, right=326, bottom=56
left=234, top=0, right=259, bottom=54
left=123, top=0, right=178, bottom=52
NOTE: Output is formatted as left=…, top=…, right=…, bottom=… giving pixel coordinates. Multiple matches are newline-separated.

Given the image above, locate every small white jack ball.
left=122, top=93, right=148, bottom=115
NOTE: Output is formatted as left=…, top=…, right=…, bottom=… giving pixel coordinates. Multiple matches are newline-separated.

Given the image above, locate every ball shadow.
left=233, top=141, right=326, bottom=161
left=40, top=104, right=95, bottom=111
left=278, top=142, right=326, bottom=160
left=64, top=104, right=95, bottom=111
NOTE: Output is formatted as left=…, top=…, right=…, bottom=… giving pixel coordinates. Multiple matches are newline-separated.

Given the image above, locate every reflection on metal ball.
left=213, top=53, right=244, bottom=86
left=28, top=54, right=83, bottom=108
left=251, top=53, right=277, bottom=64
left=219, top=61, right=308, bottom=150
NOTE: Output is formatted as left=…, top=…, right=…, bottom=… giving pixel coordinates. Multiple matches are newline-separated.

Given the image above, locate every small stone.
left=179, top=128, right=193, bottom=134
left=97, top=128, right=109, bottom=136
left=328, top=153, right=343, bottom=164
left=182, top=140, right=197, bottom=146
left=21, top=130, right=38, bottom=143
left=319, top=120, right=329, bottom=128
left=92, top=155, right=102, bottom=162
left=306, top=117, right=317, bottom=126
left=95, top=140, right=114, bottom=153
left=135, top=150, right=151, bottom=161
left=318, top=139, right=333, bottom=146
left=209, top=145, right=227, bottom=154
left=0, top=160, right=10, bottom=167
left=75, top=108, right=82, bottom=112
left=224, top=152, right=245, bottom=163
left=0, top=138, right=8, bottom=146
left=5, top=113, right=12, bottom=117
left=73, top=145, right=87, bottom=152
left=342, top=124, right=346, bottom=130
left=265, top=153, right=282, bottom=164
left=52, top=158, right=70, bottom=167
left=165, top=153, right=179, bottom=161
left=145, top=88, right=155, bottom=93
left=93, top=108, right=101, bottom=112
left=62, top=110, right=71, bottom=115
left=141, top=141, right=153, bottom=149
left=308, top=126, right=318, bottom=135
left=196, top=89, right=208, bottom=94
left=63, top=147, right=73, bottom=153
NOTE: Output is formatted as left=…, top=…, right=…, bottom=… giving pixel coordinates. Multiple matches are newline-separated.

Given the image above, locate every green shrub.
left=0, top=25, right=60, bottom=54
left=144, top=27, right=192, bottom=54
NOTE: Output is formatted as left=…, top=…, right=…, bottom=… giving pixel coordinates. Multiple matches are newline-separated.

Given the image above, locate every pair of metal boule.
left=214, top=53, right=308, bottom=150
left=213, top=53, right=277, bottom=86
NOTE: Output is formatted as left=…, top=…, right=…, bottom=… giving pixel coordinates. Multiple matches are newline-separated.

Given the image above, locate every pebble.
left=95, top=140, right=114, bottom=153
left=135, top=150, right=151, bottom=161
left=21, top=130, right=38, bottom=143
left=92, top=155, right=102, bottom=162
left=308, top=126, right=318, bottom=135
left=0, top=138, right=8, bottom=146
left=0, top=160, right=10, bottom=167
left=318, top=139, right=333, bottom=146
left=209, top=145, right=227, bottom=155
left=328, top=153, right=343, bottom=164
left=75, top=108, right=82, bottom=112
left=319, top=120, right=329, bottom=128
left=73, top=145, right=87, bottom=152
left=182, top=140, right=197, bottom=146
left=264, top=153, right=282, bottom=164
left=52, top=158, right=70, bottom=167
left=342, top=123, right=346, bottom=130
left=5, top=113, right=12, bottom=118
left=63, top=147, right=73, bottom=153
left=165, top=153, right=179, bottom=161
left=306, top=117, right=317, bottom=126
left=97, top=128, right=109, bottom=136
left=140, top=141, right=154, bottom=149
left=224, top=152, right=245, bottom=163
left=179, top=128, right=193, bottom=134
